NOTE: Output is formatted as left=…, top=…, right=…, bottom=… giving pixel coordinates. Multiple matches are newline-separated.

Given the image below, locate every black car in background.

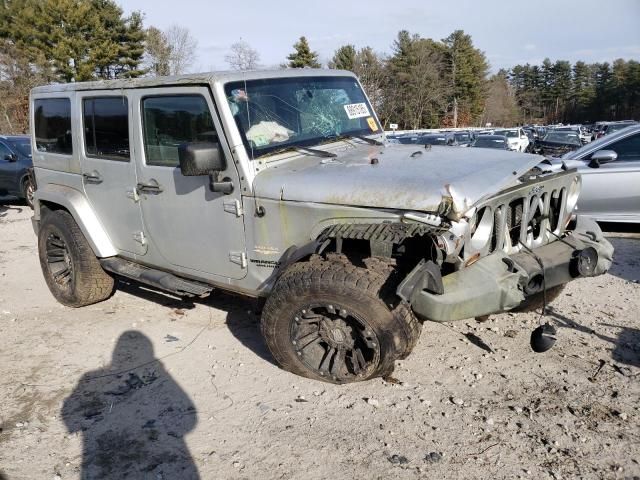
left=391, top=133, right=451, bottom=146
left=533, top=131, right=582, bottom=157
left=0, top=135, right=35, bottom=208
left=470, top=135, right=510, bottom=150
left=451, top=131, right=474, bottom=147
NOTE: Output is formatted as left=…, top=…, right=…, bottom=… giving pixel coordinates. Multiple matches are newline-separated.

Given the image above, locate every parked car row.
left=544, top=123, right=640, bottom=223
left=386, top=121, right=639, bottom=224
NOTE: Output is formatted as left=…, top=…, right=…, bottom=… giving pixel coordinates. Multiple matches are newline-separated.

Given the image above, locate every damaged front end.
left=397, top=169, right=614, bottom=322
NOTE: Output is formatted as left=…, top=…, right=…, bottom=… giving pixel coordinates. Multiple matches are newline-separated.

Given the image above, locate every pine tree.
left=0, top=0, right=146, bottom=82
left=570, top=61, right=595, bottom=121
left=441, top=30, right=489, bottom=126
left=329, top=44, right=356, bottom=71
left=286, top=36, right=320, bottom=68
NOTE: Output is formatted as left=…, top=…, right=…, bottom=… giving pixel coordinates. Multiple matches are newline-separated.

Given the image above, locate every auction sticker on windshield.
left=344, top=102, right=370, bottom=119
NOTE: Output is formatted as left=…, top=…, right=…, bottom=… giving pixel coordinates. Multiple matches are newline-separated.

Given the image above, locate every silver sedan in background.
left=547, top=124, right=640, bottom=223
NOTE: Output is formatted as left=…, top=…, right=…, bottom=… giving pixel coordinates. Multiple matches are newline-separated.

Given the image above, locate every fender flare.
left=33, top=184, right=117, bottom=258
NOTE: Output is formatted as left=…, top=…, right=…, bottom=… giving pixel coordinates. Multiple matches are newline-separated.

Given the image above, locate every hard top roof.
left=31, top=68, right=356, bottom=94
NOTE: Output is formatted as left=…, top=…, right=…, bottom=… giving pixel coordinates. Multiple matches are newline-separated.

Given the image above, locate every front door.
left=0, top=141, right=19, bottom=196
left=576, top=132, right=640, bottom=221
left=130, top=87, right=246, bottom=280
left=78, top=92, right=146, bottom=256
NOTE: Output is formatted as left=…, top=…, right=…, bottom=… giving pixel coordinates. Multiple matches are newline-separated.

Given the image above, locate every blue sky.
left=119, top=0, right=640, bottom=72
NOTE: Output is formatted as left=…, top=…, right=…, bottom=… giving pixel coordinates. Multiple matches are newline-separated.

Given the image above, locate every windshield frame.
left=223, top=75, right=382, bottom=159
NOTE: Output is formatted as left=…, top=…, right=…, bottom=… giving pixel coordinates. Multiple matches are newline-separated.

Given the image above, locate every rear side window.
left=142, top=95, right=218, bottom=167
left=83, top=97, right=130, bottom=161
left=34, top=98, right=72, bottom=155
left=0, top=142, right=12, bottom=159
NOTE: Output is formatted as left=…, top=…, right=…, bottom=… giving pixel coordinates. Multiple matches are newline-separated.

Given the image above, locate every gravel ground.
left=0, top=202, right=639, bottom=480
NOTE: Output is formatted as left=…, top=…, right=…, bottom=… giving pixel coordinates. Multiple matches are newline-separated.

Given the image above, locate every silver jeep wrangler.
left=30, top=69, right=613, bottom=383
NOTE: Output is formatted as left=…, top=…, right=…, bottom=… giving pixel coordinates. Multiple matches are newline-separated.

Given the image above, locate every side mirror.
left=588, top=149, right=618, bottom=168
left=4, top=153, right=17, bottom=162
left=178, top=142, right=233, bottom=194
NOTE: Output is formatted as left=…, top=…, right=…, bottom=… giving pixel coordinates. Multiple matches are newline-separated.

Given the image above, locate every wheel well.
left=19, top=172, right=33, bottom=193
left=39, top=200, right=67, bottom=219
left=318, top=231, right=442, bottom=273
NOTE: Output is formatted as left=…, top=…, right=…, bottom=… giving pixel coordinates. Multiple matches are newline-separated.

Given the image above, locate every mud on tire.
left=261, top=256, right=421, bottom=384
left=38, top=210, right=114, bottom=307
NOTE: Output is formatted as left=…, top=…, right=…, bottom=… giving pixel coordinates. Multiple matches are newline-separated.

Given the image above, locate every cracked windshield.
left=224, top=76, right=380, bottom=158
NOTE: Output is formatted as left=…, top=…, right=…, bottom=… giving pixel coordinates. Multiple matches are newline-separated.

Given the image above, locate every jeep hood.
left=252, top=144, right=545, bottom=220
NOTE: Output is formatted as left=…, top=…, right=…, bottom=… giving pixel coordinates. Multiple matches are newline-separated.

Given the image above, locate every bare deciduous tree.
left=0, top=40, right=50, bottom=133
left=165, top=25, right=198, bottom=75
left=144, top=26, right=171, bottom=76
left=224, top=40, right=260, bottom=71
left=143, top=24, right=198, bottom=76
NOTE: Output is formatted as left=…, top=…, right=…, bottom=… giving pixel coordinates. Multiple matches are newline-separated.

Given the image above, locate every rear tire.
left=261, top=256, right=421, bottom=384
left=38, top=210, right=114, bottom=307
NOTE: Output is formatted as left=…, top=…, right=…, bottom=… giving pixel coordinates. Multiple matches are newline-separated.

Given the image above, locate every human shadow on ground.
left=0, top=200, right=24, bottom=218
left=61, top=331, right=200, bottom=479
left=116, top=281, right=276, bottom=367
left=547, top=306, right=640, bottom=369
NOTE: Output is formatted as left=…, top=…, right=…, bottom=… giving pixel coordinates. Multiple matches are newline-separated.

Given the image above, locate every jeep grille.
left=463, top=172, right=580, bottom=260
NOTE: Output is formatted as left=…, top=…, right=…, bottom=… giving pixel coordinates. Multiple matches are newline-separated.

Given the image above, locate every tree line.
left=0, top=0, right=198, bottom=133
left=0, top=0, right=636, bottom=133
left=505, top=58, right=640, bottom=125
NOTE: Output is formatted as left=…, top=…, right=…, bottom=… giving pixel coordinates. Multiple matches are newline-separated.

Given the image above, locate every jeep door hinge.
left=133, top=231, right=147, bottom=246
left=126, top=188, right=140, bottom=203
left=229, top=251, right=247, bottom=269
left=223, top=199, right=243, bottom=217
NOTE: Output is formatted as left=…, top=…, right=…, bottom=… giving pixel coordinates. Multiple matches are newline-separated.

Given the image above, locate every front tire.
left=261, top=256, right=421, bottom=384
left=38, top=210, right=114, bottom=307
left=22, top=175, right=35, bottom=209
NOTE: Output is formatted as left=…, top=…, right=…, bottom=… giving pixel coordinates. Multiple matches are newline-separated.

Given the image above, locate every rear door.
left=130, top=86, right=247, bottom=280
left=576, top=132, right=640, bottom=221
left=78, top=92, right=146, bottom=256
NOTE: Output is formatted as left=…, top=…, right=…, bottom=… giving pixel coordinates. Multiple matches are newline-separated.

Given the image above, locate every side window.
left=609, top=133, right=640, bottom=162
left=83, top=97, right=130, bottom=161
left=0, top=142, right=12, bottom=160
left=34, top=98, right=72, bottom=155
left=142, top=95, right=218, bottom=167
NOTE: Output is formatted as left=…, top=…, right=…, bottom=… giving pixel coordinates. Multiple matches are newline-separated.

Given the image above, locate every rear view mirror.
left=588, top=149, right=618, bottom=168
left=178, top=142, right=233, bottom=194
left=4, top=153, right=16, bottom=162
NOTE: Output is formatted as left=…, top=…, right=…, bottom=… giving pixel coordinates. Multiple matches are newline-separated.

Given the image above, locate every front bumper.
left=399, top=216, right=614, bottom=322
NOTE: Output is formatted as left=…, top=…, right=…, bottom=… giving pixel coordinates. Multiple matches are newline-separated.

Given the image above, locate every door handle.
left=136, top=179, right=163, bottom=194
left=82, top=171, right=103, bottom=184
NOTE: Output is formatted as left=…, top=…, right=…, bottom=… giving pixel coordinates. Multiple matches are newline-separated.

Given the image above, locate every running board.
left=100, top=257, right=213, bottom=298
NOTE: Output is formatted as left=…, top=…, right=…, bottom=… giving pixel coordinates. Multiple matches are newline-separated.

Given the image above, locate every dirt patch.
left=0, top=204, right=638, bottom=479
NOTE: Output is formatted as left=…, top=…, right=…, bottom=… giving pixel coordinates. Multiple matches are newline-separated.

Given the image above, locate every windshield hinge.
left=229, top=251, right=247, bottom=269
left=223, top=199, right=243, bottom=217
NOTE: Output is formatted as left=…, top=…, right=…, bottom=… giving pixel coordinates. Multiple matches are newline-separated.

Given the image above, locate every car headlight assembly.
left=565, top=175, right=581, bottom=215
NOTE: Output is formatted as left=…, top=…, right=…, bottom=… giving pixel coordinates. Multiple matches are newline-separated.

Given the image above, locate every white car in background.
left=493, top=128, right=530, bottom=152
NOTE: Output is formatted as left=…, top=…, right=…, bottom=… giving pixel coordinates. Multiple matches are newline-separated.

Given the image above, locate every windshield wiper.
left=265, top=145, right=337, bottom=159
left=344, top=134, right=384, bottom=146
